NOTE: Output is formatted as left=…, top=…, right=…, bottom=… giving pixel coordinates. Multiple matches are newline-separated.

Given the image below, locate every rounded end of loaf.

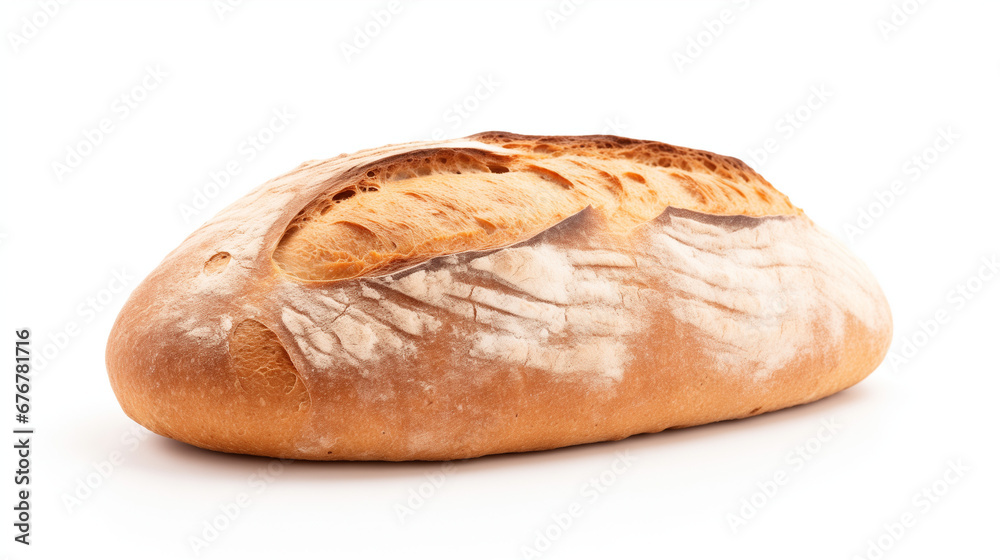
left=105, top=281, right=313, bottom=459
left=717, top=269, right=893, bottom=426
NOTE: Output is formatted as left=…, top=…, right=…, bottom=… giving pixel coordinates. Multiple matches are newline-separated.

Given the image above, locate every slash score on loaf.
left=106, top=132, right=892, bottom=460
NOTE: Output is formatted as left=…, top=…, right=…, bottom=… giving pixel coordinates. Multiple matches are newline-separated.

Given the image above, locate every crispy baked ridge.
left=272, top=132, right=802, bottom=282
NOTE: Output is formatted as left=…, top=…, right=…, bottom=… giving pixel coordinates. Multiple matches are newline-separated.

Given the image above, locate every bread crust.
left=105, top=132, right=891, bottom=460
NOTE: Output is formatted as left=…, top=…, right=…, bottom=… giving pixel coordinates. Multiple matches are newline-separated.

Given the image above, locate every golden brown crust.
left=105, top=133, right=890, bottom=461
left=272, top=132, right=800, bottom=282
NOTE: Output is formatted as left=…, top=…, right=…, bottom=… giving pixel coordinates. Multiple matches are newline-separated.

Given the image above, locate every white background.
left=2, top=1, right=998, bottom=559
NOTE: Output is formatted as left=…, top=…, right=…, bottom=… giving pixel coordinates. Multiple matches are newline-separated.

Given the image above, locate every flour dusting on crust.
left=645, top=209, right=889, bottom=380
left=266, top=206, right=888, bottom=387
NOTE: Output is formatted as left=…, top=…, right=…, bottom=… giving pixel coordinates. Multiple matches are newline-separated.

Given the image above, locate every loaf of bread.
left=105, top=132, right=892, bottom=461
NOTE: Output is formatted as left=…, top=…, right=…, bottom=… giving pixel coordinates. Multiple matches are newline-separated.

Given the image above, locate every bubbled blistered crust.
left=105, top=132, right=891, bottom=461
left=272, top=132, right=801, bottom=281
